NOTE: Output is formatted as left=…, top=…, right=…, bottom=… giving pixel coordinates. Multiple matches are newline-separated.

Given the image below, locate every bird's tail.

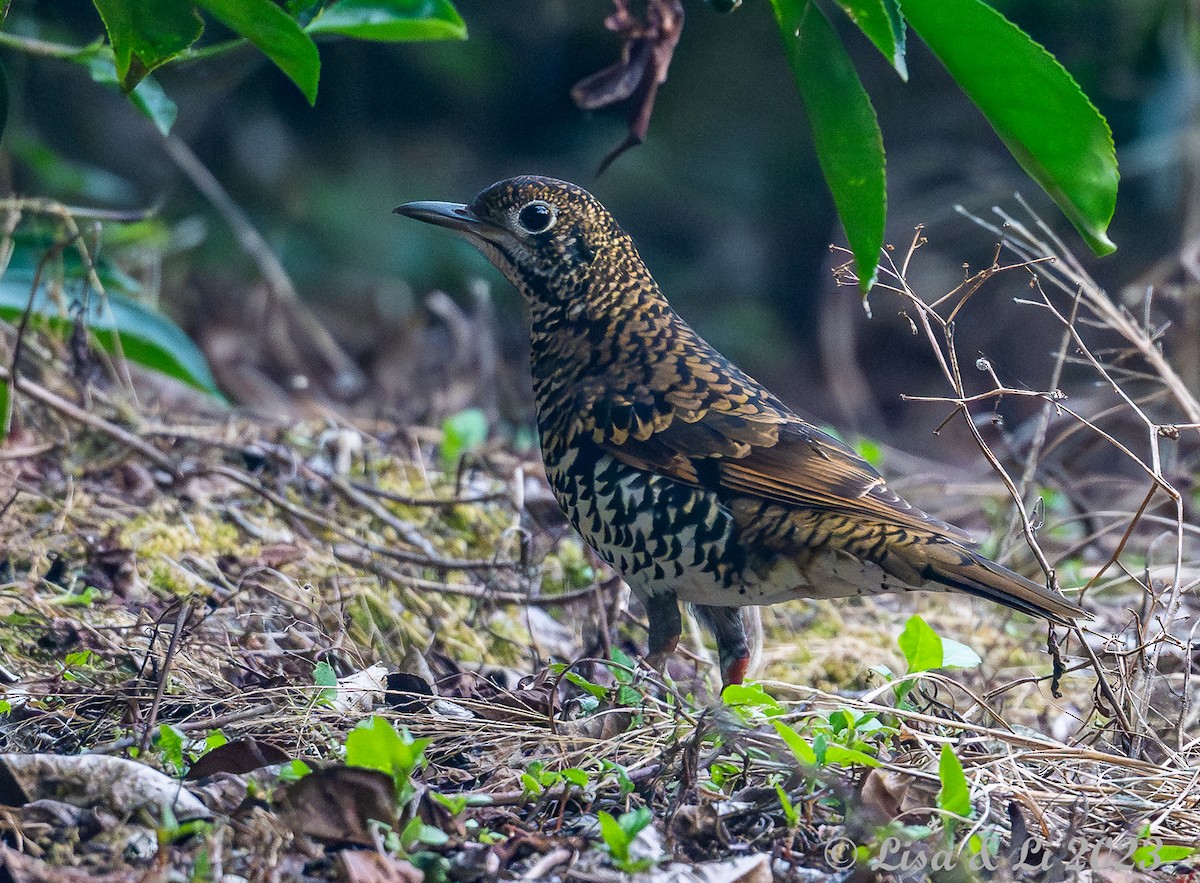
left=925, top=548, right=1088, bottom=626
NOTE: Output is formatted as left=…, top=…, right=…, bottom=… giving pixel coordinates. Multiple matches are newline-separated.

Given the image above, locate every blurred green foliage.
left=0, top=229, right=224, bottom=398
left=0, top=0, right=1188, bottom=441
left=18, top=0, right=1119, bottom=292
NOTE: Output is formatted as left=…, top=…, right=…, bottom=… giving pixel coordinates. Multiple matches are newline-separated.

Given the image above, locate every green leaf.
left=722, top=682, right=783, bottom=715
left=770, top=0, right=886, bottom=292
left=852, top=437, right=883, bottom=468
left=128, top=76, right=179, bottom=136
left=561, top=768, right=590, bottom=788
left=93, top=0, right=204, bottom=90
left=897, top=614, right=943, bottom=673
left=823, top=742, right=880, bottom=768
left=597, top=811, right=628, bottom=859
left=440, top=407, right=488, bottom=468
left=868, top=663, right=894, bottom=681
left=49, top=586, right=101, bottom=607
left=156, top=723, right=186, bottom=772
left=1132, top=843, right=1195, bottom=870
left=832, top=0, right=906, bottom=80
left=773, top=781, right=798, bottom=827
left=937, top=743, right=971, bottom=817
left=828, top=710, right=851, bottom=733
left=608, top=646, right=636, bottom=677
left=72, top=45, right=179, bottom=135
left=63, top=649, right=94, bottom=667
left=345, top=715, right=429, bottom=785
left=940, top=636, right=982, bottom=669
left=195, top=0, right=321, bottom=104
left=278, top=759, right=312, bottom=781
left=600, top=760, right=635, bottom=798
left=313, top=660, right=337, bottom=688
left=288, top=0, right=327, bottom=25
left=313, top=660, right=338, bottom=704
left=0, top=253, right=221, bottom=398
left=564, top=671, right=607, bottom=700
left=899, top=0, right=1118, bottom=255
left=306, top=0, right=467, bottom=42
left=772, top=720, right=817, bottom=765
left=811, top=732, right=827, bottom=765
left=617, top=806, right=653, bottom=839
left=202, top=729, right=228, bottom=753
left=406, top=820, right=449, bottom=846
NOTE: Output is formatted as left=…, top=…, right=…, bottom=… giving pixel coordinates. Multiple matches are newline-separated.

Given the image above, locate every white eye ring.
left=516, top=201, right=557, bottom=234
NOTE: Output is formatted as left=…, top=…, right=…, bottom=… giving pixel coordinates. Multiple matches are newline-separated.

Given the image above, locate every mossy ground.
left=0, top=364, right=1196, bottom=882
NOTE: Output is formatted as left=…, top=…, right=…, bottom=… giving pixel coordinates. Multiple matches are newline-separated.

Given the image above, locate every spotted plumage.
left=396, top=176, right=1087, bottom=685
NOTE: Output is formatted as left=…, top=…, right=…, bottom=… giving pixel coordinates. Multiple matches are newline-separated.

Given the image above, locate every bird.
left=395, top=176, right=1086, bottom=686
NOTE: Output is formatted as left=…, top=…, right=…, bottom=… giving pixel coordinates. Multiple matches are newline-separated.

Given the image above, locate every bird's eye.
left=517, top=201, right=556, bottom=234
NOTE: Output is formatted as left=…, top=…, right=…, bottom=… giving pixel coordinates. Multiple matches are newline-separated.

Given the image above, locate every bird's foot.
left=643, top=634, right=679, bottom=680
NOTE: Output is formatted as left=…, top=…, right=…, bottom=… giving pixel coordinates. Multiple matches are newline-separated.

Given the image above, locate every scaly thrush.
left=396, top=176, right=1085, bottom=685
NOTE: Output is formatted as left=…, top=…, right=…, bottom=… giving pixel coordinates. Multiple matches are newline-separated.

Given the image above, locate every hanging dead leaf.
left=572, top=0, right=685, bottom=174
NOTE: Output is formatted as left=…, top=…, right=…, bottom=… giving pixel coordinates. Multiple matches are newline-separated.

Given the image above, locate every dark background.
left=2, top=0, right=1193, bottom=455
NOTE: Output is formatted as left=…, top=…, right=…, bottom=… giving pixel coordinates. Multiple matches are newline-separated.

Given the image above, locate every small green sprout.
left=597, top=806, right=656, bottom=874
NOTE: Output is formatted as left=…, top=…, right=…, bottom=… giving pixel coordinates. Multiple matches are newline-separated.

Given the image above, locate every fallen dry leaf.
left=185, top=738, right=290, bottom=780
left=277, top=766, right=397, bottom=846
left=337, top=850, right=423, bottom=883
left=0, top=754, right=209, bottom=822
left=0, top=844, right=159, bottom=883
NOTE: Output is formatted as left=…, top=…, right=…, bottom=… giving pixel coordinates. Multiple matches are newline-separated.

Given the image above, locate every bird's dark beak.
left=394, top=201, right=504, bottom=242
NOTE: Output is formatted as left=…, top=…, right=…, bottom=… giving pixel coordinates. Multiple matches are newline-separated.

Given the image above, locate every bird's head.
left=396, top=176, right=637, bottom=308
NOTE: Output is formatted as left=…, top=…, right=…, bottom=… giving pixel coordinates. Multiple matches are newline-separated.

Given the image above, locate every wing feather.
left=584, top=394, right=974, bottom=543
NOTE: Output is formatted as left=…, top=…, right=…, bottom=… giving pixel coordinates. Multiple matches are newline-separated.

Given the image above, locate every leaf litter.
left=1, top=231, right=1199, bottom=880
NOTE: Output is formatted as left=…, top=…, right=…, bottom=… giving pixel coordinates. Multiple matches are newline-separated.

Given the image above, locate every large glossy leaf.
left=196, top=0, right=321, bottom=105
left=900, top=0, right=1118, bottom=255
left=833, top=0, right=906, bottom=80
left=770, top=0, right=886, bottom=292
left=306, top=0, right=467, bottom=42
left=92, top=0, right=203, bottom=92
left=0, top=244, right=223, bottom=398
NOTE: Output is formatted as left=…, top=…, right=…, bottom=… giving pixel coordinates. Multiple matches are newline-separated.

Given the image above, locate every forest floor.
left=2, top=296, right=1199, bottom=882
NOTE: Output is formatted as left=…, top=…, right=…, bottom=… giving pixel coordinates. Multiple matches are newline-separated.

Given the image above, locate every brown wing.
left=577, top=386, right=974, bottom=544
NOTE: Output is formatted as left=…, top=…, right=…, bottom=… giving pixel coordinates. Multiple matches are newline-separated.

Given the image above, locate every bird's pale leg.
left=692, top=604, right=750, bottom=686
left=643, top=591, right=682, bottom=674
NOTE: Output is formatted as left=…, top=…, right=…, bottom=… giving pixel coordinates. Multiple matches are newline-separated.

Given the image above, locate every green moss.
left=146, top=561, right=188, bottom=596
left=121, top=505, right=243, bottom=559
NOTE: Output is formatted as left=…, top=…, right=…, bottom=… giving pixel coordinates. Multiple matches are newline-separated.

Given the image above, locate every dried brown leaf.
left=337, top=850, right=423, bottom=883
left=572, top=0, right=685, bottom=174
left=277, top=766, right=396, bottom=846
left=185, top=738, right=290, bottom=780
